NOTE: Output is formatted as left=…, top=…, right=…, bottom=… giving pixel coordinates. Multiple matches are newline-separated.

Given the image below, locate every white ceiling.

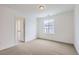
left=1, top=4, right=75, bottom=17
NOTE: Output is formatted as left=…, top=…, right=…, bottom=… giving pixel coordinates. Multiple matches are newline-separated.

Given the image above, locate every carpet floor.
left=0, top=39, right=77, bottom=55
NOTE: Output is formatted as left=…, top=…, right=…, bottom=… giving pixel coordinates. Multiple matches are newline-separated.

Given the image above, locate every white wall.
left=74, top=5, right=79, bottom=54
left=37, top=10, right=74, bottom=44
left=25, top=15, right=37, bottom=42
left=0, top=6, right=17, bottom=50
left=0, top=6, right=37, bottom=50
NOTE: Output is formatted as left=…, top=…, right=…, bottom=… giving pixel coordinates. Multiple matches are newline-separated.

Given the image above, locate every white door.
left=16, top=17, right=25, bottom=42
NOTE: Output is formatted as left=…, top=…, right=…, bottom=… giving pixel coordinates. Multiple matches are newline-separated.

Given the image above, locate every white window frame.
left=43, top=19, right=55, bottom=34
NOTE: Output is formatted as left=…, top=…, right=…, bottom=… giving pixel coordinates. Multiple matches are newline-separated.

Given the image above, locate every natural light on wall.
left=43, top=19, right=55, bottom=34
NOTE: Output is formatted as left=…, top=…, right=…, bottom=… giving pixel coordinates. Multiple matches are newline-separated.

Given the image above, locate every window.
left=43, top=19, right=55, bottom=34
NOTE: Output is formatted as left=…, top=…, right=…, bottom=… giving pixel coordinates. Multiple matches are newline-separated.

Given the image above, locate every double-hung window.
left=43, top=19, right=55, bottom=34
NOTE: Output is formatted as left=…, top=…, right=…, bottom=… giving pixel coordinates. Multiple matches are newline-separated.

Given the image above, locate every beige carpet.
left=0, top=39, right=77, bottom=55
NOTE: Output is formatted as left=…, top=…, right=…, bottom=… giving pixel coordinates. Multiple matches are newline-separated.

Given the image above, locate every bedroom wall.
left=0, top=6, right=24, bottom=50
left=25, top=15, right=37, bottom=42
left=74, top=5, right=79, bottom=54
left=0, top=5, right=37, bottom=50
left=37, top=10, right=74, bottom=44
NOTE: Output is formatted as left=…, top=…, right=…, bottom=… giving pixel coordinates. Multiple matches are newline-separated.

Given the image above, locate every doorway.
left=16, top=17, right=25, bottom=43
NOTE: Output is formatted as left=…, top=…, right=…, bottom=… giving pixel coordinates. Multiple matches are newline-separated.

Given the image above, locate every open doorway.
left=16, top=17, right=25, bottom=43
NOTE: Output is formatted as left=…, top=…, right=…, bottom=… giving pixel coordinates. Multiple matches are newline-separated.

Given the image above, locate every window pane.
left=43, top=19, right=55, bottom=34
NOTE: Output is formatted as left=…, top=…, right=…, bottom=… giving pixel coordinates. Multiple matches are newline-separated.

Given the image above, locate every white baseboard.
left=74, top=43, right=79, bottom=54
left=0, top=44, right=17, bottom=51
left=25, top=37, right=37, bottom=42
left=37, top=37, right=73, bottom=45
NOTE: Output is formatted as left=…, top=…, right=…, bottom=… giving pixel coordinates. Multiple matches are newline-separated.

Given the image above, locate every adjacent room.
left=0, top=4, right=79, bottom=55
